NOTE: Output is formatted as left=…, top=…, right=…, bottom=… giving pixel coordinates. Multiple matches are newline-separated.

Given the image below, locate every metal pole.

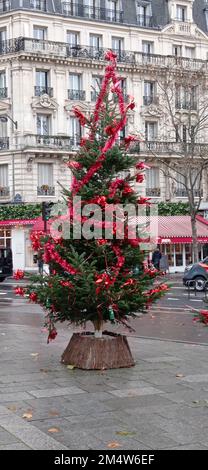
left=44, top=219, right=47, bottom=233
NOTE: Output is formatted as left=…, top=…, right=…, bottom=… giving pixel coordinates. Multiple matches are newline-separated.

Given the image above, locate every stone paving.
left=0, top=322, right=208, bottom=450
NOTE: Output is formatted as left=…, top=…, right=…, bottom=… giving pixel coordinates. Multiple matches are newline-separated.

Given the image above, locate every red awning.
left=156, top=216, right=208, bottom=244
left=0, top=219, right=35, bottom=227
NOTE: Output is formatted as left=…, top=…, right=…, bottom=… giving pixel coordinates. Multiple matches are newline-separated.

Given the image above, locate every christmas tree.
left=15, top=51, right=167, bottom=368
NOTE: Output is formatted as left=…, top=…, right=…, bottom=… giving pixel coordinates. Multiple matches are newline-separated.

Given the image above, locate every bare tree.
left=145, top=70, right=208, bottom=262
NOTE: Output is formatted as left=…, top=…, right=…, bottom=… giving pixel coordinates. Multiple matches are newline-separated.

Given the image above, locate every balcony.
left=175, top=99, right=197, bottom=111
left=22, top=135, right=80, bottom=150
left=37, top=185, right=55, bottom=196
left=143, top=95, right=158, bottom=106
left=0, top=186, right=9, bottom=198
left=0, top=137, right=9, bottom=150
left=30, top=0, right=47, bottom=12
left=34, top=86, right=53, bottom=97
left=137, top=15, right=153, bottom=27
left=175, top=188, right=203, bottom=198
left=62, top=3, right=123, bottom=23
left=146, top=188, right=161, bottom=197
left=68, top=89, right=86, bottom=100
left=0, top=87, right=7, bottom=99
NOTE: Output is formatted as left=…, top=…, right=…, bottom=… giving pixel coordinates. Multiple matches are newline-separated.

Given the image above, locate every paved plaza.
left=0, top=314, right=208, bottom=450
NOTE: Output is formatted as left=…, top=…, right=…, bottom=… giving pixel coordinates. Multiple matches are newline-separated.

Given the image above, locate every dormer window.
left=176, top=4, right=187, bottom=22
left=136, top=1, right=152, bottom=27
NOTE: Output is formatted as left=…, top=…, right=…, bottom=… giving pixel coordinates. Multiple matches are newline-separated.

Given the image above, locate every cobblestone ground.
left=0, top=322, right=208, bottom=450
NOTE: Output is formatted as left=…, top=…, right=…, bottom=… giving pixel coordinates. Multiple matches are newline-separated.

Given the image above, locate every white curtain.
left=146, top=168, right=159, bottom=188
left=69, top=74, right=81, bottom=90
left=38, top=163, right=53, bottom=187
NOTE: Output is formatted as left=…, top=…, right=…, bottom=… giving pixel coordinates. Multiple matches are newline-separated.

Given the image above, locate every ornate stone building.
left=0, top=0, right=208, bottom=270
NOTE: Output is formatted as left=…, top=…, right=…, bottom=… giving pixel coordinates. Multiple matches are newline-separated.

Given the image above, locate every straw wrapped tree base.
left=61, top=331, right=135, bottom=370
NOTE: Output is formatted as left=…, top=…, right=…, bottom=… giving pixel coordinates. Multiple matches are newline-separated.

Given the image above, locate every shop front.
left=156, top=216, right=208, bottom=273
left=0, top=219, right=38, bottom=272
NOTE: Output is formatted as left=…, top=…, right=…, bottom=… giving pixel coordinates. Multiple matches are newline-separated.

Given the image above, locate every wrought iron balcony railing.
left=0, top=137, right=9, bottom=150
left=68, top=89, right=86, bottom=100
left=137, top=15, right=154, bottom=27
left=143, top=95, right=158, bottom=106
left=0, top=87, right=7, bottom=99
left=146, top=188, right=161, bottom=197
left=37, top=186, right=55, bottom=196
left=30, top=0, right=47, bottom=12
left=34, top=86, right=53, bottom=97
left=62, top=3, right=124, bottom=23
left=1, top=37, right=208, bottom=73
left=0, top=186, right=10, bottom=197
left=175, top=188, right=203, bottom=198
left=175, top=99, right=197, bottom=110
left=22, top=134, right=81, bottom=150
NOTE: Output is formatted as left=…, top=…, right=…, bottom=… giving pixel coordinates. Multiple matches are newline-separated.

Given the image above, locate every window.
left=68, top=74, right=85, bottom=100
left=84, top=0, right=100, bottom=18
left=173, top=45, right=182, bottom=56
left=35, top=70, right=52, bottom=97
left=90, top=34, right=102, bottom=49
left=38, top=163, right=53, bottom=194
left=144, top=81, right=155, bottom=105
left=146, top=168, right=160, bottom=197
left=106, top=0, right=121, bottom=22
left=176, top=173, right=187, bottom=197
left=137, top=1, right=152, bottom=26
left=112, top=37, right=124, bottom=60
left=0, top=71, right=7, bottom=99
left=0, top=228, right=11, bottom=248
left=175, top=85, right=197, bottom=110
left=176, top=5, right=187, bottom=21
left=30, top=0, right=47, bottom=12
left=0, top=164, right=8, bottom=188
left=67, top=31, right=79, bottom=47
left=69, top=116, right=81, bottom=147
left=91, top=75, right=102, bottom=101
left=0, top=118, right=7, bottom=137
left=37, top=114, right=50, bottom=135
left=185, top=47, right=195, bottom=58
left=0, top=29, right=6, bottom=54
left=62, top=1, right=79, bottom=16
left=142, top=41, right=154, bottom=54
left=33, top=26, right=47, bottom=40
left=145, top=122, right=157, bottom=140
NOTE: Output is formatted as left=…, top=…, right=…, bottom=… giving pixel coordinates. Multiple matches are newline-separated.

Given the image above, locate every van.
left=0, top=248, right=13, bottom=282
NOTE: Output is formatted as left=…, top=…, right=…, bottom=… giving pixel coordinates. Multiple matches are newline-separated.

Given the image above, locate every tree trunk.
left=191, top=215, right=198, bottom=263
left=61, top=331, right=135, bottom=370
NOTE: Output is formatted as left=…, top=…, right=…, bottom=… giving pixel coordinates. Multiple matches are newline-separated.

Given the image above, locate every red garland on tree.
left=20, top=50, right=167, bottom=348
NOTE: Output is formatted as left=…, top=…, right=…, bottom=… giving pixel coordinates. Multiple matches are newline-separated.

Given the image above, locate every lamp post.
left=0, top=114, right=18, bottom=129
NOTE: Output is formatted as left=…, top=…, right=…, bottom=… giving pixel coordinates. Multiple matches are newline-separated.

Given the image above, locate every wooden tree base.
left=61, top=331, right=135, bottom=370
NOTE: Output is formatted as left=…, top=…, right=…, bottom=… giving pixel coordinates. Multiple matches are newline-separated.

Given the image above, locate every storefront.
left=0, top=219, right=38, bottom=272
left=156, top=216, right=208, bottom=273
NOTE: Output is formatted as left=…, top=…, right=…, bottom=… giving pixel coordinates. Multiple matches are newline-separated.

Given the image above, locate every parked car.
left=0, top=248, right=13, bottom=282
left=183, top=257, right=208, bottom=291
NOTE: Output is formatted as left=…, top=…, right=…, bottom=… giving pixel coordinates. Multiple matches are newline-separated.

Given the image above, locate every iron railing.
left=137, top=15, right=154, bottom=27
left=175, top=188, right=203, bottom=198
left=143, top=95, right=158, bottom=106
left=175, top=99, right=197, bottom=110
left=68, top=89, right=86, bottom=100
left=22, top=135, right=81, bottom=150
left=34, top=86, right=53, bottom=97
left=0, top=137, right=9, bottom=150
left=62, top=4, right=124, bottom=23
left=146, top=188, right=161, bottom=197
left=37, top=186, right=55, bottom=196
left=0, top=87, right=7, bottom=99
left=1, top=37, right=208, bottom=73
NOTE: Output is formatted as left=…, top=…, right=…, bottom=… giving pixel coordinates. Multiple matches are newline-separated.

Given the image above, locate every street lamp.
left=0, top=114, right=18, bottom=130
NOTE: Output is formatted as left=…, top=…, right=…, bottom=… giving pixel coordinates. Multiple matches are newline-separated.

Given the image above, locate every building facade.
left=0, top=0, right=208, bottom=270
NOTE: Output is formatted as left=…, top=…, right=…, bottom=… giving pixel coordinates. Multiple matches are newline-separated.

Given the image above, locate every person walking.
left=152, top=247, right=162, bottom=270
left=37, top=250, right=44, bottom=275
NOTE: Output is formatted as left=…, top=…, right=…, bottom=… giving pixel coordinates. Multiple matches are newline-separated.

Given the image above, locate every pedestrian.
left=159, top=254, right=169, bottom=273
left=37, top=250, right=44, bottom=275
left=152, top=247, right=162, bottom=270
